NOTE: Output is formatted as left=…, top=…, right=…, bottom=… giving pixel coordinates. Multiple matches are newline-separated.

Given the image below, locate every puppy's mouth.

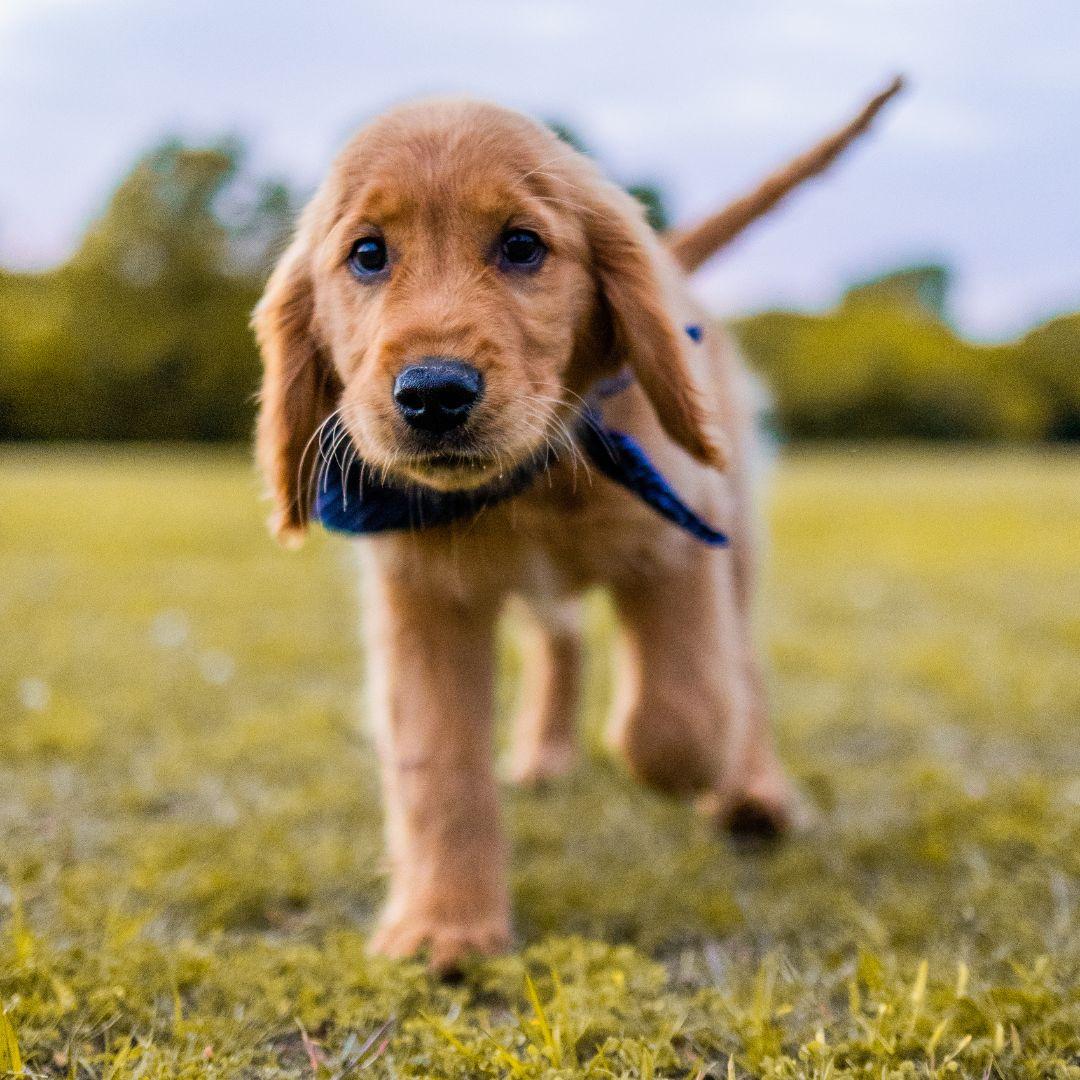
left=395, top=449, right=507, bottom=491
left=391, top=431, right=558, bottom=492
left=423, top=452, right=487, bottom=470
left=364, top=410, right=562, bottom=493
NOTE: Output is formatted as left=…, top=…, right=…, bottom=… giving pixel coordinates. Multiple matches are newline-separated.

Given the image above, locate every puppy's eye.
left=499, top=229, right=545, bottom=270
left=348, top=237, right=388, bottom=276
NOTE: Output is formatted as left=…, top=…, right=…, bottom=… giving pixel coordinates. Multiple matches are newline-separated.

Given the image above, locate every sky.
left=2, top=0, right=1077, bottom=339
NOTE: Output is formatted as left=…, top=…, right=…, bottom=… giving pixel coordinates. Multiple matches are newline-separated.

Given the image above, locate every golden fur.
left=253, top=81, right=901, bottom=970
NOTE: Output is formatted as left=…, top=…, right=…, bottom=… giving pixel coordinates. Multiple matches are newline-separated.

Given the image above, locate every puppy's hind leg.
left=507, top=596, right=584, bottom=787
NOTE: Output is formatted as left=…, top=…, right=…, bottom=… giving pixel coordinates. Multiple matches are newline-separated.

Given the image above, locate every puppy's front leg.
left=364, top=558, right=510, bottom=970
left=608, top=546, right=794, bottom=836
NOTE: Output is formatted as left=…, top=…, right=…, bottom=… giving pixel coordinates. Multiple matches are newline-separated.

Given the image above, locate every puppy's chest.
left=413, top=470, right=691, bottom=601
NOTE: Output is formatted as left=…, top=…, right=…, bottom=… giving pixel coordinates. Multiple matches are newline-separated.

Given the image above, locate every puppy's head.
left=254, top=97, right=723, bottom=543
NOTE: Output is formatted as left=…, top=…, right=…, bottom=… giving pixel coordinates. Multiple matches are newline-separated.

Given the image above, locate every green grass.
left=1, top=445, right=1078, bottom=1078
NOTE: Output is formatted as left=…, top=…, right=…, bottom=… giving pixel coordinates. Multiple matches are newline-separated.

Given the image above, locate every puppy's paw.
left=507, top=741, right=578, bottom=789
left=701, top=770, right=801, bottom=843
left=368, top=913, right=512, bottom=973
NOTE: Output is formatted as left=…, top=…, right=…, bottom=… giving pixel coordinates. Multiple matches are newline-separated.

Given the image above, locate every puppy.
left=254, top=79, right=901, bottom=970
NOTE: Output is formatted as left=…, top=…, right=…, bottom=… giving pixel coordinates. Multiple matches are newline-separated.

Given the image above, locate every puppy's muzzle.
left=393, top=359, right=483, bottom=435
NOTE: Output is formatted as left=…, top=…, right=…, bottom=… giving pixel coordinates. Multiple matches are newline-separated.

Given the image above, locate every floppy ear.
left=585, top=180, right=727, bottom=469
left=252, top=237, right=338, bottom=546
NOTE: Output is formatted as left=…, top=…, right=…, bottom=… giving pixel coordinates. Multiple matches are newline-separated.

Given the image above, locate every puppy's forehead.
left=328, top=98, right=573, bottom=223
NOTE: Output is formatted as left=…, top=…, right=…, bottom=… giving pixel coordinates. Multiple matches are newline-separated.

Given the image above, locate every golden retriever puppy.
left=254, top=79, right=901, bottom=970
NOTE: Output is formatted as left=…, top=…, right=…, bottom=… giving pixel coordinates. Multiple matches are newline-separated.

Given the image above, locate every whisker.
left=321, top=418, right=354, bottom=495
left=520, top=394, right=595, bottom=490
left=309, top=404, right=372, bottom=515
left=530, top=194, right=611, bottom=221
left=296, top=408, right=346, bottom=524
left=526, top=169, right=585, bottom=195
left=516, top=149, right=583, bottom=186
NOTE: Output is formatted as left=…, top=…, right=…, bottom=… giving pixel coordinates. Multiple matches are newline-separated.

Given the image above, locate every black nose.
left=393, top=360, right=483, bottom=434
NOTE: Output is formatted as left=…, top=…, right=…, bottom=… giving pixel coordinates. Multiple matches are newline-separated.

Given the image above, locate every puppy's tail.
left=667, top=75, right=905, bottom=274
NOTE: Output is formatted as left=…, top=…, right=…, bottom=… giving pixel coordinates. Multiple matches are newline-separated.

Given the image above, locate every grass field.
left=1, top=446, right=1078, bottom=1078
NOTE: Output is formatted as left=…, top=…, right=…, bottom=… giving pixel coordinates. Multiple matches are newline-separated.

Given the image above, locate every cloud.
left=0, top=0, right=1077, bottom=336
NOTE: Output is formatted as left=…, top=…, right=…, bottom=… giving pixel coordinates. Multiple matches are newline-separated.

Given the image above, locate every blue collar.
left=313, top=408, right=728, bottom=547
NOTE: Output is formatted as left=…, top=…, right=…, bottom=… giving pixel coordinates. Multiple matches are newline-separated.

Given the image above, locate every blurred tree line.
left=736, top=267, right=1080, bottom=442
left=0, top=139, right=293, bottom=440
left=0, top=136, right=1077, bottom=443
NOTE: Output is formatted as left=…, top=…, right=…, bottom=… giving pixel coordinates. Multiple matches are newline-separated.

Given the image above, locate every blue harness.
left=314, top=325, right=727, bottom=546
